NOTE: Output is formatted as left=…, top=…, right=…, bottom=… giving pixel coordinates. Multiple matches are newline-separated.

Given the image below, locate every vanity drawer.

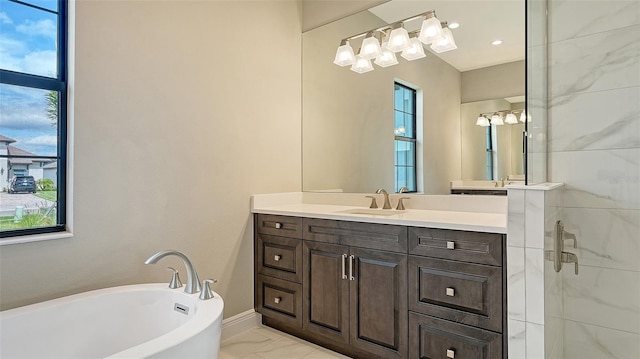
left=256, top=275, right=302, bottom=328
left=409, top=227, right=503, bottom=266
left=256, top=214, right=303, bottom=238
left=257, top=234, right=302, bottom=283
left=409, top=256, right=503, bottom=332
left=409, top=313, right=502, bottom=359
left=303, top=218, right=408, bottom=253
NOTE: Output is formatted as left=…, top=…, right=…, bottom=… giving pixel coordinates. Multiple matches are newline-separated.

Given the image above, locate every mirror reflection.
left=302, top=0, right=525, bottom=194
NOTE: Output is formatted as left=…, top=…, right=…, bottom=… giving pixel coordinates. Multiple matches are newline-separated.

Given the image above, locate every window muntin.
left=394, top=83, right=417, bottom=193
left=0, top=0, right=67, bottom=237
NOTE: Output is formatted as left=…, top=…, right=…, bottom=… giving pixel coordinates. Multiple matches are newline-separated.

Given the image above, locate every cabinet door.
left=349, top=247, right=408, bottom=359
left=303, top=241, right=350, bottom=345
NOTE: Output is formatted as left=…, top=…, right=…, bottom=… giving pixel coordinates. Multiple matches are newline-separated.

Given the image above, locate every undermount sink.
left=337, top=208, right=405, bottom=216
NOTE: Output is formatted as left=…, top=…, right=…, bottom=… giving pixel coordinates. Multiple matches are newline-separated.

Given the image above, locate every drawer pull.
left=274, top=255, right=281, bottom=262
left=447, top=349, right=455, bottom=358
left=275, top=222, right=282, bottom=229
left=446, top=241, right=455, bottom=250
left=446, top=287, right=455, bottom=297
left=274, top=297, right=281, bottom=304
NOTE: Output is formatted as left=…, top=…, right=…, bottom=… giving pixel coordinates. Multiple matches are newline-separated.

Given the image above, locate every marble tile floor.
left=219, top=326, right=351, bottom=359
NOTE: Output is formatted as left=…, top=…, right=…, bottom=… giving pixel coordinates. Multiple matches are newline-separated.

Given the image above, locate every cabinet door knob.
left=274, top=297, right=281, bottom=304
left=275, top=222, right=282, bottom=229
left=447, top=349, right=455, bottom=358
left=446, top=287, right=455, bottom=297
left=274, top=254, right=281, bottom=261
left=446, top=241, right=455, bottom=250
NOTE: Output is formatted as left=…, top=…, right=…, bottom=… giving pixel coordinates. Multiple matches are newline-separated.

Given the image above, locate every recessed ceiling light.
left=491, top=40, right=503, bottom=45
left=448, top=22, right=460, bottom=29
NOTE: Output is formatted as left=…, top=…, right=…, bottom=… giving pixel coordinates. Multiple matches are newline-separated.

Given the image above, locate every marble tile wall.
left=547, top=0, right=640, bottom=357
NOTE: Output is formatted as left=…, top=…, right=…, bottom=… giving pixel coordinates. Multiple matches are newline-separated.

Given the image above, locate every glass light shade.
left=519, top=111, right=526, bottom=122
left=401, top=38, right=426, bottom=61
left=430, top=27, right=457, bottom=53
left=374, top=43, right=399, bottom=67
left=505, top=113, right=518, bottom=124
left=333, top=42, right=356, bottom=66
left=386, top=26, right=411, bottom=52
left=359, top=36, right=382, bottom=60
left=476, top=116, right=490, bottom=127
left=418, top=14, right=444, bottom=45
left=490, top=114, right=504, bottom=125
left=350, top=56, right=374, bottom=73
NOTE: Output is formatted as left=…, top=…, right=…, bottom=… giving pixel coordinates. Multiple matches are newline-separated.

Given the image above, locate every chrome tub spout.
left=145, top=250, right=202, bottom=294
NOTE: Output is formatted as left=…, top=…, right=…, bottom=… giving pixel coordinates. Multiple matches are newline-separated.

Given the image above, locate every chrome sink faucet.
left=145, top=250, right=202, bottom=294
left=376, top=188, right=392, bottom=209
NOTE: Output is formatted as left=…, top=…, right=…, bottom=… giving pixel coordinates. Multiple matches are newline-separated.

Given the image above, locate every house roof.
left=0, top=135, right=16, bottom=144
left=43, top=161, right=57, bottom=169
left=7, top=145, right=52, bottom=165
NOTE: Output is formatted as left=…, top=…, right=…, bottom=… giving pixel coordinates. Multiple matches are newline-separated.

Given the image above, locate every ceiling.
left=368, top=0, right=525, bottom=72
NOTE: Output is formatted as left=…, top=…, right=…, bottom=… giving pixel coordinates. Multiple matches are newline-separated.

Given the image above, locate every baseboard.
left=221, top=309, right=261, bottom=342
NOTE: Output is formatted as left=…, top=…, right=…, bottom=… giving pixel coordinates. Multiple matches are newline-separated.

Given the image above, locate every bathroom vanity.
left=252, top=193, right=507, bottom=359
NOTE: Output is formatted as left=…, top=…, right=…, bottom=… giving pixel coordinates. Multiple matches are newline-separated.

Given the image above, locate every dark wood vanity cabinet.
left=254, top=214, right=506, bottom=359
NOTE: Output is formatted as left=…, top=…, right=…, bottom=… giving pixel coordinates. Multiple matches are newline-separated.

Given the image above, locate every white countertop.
left=251, top=192, right=507, bottom=234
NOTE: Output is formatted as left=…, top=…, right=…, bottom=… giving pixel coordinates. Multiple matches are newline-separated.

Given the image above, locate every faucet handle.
left=365, top=195, right=378, bottom=209
left=396, top=197, right=410, bottom=210
left=166, top=267, right=183, bottom=289
left=199, top=279, right=218, bottom=300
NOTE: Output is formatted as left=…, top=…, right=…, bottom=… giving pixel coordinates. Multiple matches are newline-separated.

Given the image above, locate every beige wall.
left=461, top=60, right=525, bottom=103
left=0, top=0, right=302, bottom=318
left=301, top=0, right=388, bottom=32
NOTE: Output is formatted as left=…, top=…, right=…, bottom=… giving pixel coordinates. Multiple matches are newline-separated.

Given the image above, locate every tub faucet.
left=145, top=250, right=202, bottom=294
left=376, top=188, right=392, bottom=209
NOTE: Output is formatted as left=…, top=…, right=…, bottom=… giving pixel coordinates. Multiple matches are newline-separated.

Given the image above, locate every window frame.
left=0, top=0, right=68, bottom=238
left=393, top=82, right=417, bottom=193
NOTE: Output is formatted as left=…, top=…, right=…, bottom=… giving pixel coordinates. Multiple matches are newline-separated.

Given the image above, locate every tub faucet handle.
left=166, top=267, right=183, bottom=289
left=199, top=279, right=218, bottom=300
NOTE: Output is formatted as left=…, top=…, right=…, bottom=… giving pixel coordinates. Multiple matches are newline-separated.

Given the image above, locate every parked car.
left=8, top=176, right=37, bottom=194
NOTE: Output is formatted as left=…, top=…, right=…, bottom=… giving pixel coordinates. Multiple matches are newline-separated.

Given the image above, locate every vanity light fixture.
left=351, top=55, right=374, bottom=73
left=359, top=32, right=382, bottom=60
left=519, top=110, right=526, bottom=122
left=477, top=110, right=526, bottom=126
left=430, top=22, right=457, bottom=53
left=332, top=9, right=456, bottom=74
left=418, top=10, right=444, bottom=45
left=333, top=39, right=356, bottom=66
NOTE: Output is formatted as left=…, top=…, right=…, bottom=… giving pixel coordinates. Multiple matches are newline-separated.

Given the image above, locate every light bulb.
left=401, top=37, right=426, bottom=61
left=418, top=11, right=444, bottom=45
left=374, top=43, right=399, bottom=67
left=491, top=114, right=504, bottom=125
left=476, top=116, right=490, bottom=127
left=359, top=33, right=382, bottom=60
left=350, top=56, right=374, bottom=74
left=430, top=26, right=457, bottom=53
left=387, top=26, right=411, bottom=52
left=333, top=40, right=355, bottom=66
left=505, top=113, right=518, bottom=124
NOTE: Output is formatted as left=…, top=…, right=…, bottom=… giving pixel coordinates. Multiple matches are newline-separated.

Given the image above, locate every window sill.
left=0, top=231, right=74, bottom=246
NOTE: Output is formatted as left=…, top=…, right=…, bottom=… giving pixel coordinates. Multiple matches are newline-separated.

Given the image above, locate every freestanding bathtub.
left=0, top=283, right=224, bottom=358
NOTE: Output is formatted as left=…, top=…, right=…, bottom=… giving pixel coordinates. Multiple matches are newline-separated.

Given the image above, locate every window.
left=485, top=127, right=494, bottom=180
left=393, top=83, right=417, bottom=193
left=0, top=0, right=67, bottom=237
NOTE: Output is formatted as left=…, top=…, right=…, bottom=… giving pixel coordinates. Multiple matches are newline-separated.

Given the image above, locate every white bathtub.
left=0, top=283, right=224, bottom=359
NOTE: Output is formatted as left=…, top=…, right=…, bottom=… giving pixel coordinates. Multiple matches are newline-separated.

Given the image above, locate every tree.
left=46, top=91, right=58, bottom=127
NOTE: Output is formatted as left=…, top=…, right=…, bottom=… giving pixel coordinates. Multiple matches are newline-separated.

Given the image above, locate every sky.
left=0, top=0, right=59, bottom=157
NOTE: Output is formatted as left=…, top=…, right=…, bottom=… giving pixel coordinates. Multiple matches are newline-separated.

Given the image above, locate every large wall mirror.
left=302, top=0, right=526, bottom=194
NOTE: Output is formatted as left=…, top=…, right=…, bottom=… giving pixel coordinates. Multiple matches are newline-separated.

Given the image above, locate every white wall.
left=547, top=0, right=640, bottom=357
left=0, top=0, right=302, bottom=319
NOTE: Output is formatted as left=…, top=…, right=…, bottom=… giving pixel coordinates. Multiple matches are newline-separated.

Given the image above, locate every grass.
left=0, top=213, right=55, bottom=230
left=35, top=190, right=57, bottom=201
